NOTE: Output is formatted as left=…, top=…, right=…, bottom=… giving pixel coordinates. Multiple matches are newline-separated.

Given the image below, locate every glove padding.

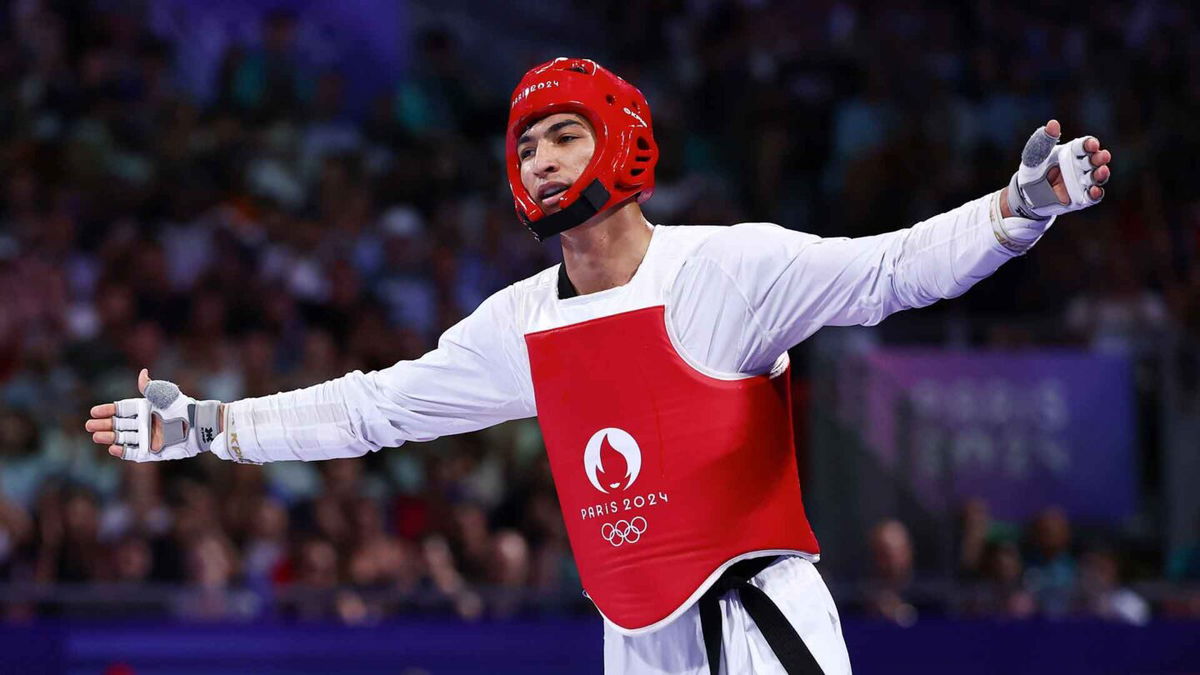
left=113, top=380, right=222, bottom=462
left=1006, top=126, right=1106, bottom=221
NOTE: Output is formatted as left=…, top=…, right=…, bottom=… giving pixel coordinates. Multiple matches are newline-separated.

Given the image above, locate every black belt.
left=698, top=556, right=825, bottom=675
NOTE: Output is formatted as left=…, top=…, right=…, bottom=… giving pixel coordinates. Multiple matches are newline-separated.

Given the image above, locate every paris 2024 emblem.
left=581, top=428, right=669, bottom=547
left=584, top=427, right=641, bottom=493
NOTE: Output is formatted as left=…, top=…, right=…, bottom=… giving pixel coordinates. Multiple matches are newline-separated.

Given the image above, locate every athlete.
left=85, top=58, right=1113, bottom=674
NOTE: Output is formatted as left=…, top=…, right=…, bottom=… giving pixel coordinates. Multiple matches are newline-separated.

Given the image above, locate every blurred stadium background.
left=1, top=0, right=1199, bottom=673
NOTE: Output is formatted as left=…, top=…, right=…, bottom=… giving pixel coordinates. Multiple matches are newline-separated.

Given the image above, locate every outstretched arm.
left=668, top=120, right=1113, bottom=374
left=86, top=287, right=535, bottom=463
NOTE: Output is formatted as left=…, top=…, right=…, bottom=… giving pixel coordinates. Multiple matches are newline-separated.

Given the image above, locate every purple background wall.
left=3, top=618, right=1199, bottom=674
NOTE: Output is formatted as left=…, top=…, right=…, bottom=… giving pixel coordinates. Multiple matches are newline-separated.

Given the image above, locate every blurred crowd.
left=1, top=0, right=1199, bottom=624
left=858, top=502, right=1200, bottom=627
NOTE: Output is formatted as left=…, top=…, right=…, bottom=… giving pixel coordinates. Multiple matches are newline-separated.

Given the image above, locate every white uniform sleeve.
left=220, top=287, right=535, bottom=463
left=668, top=191, right=1023, bottom=375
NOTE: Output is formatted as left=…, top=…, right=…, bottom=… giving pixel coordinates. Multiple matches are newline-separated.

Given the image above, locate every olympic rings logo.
left=600, top=517, right=647, bottom=547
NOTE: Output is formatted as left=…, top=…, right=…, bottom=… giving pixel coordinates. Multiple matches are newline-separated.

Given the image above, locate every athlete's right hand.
left=85, top=368, right=223, bottom=462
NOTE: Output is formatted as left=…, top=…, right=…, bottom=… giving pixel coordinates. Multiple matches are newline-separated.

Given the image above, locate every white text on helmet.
left=622, top=106, right=648, bottom=127
left=511, top=80, right=560, bottom=108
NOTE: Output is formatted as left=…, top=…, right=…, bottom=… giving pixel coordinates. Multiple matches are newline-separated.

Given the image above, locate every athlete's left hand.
left=1002, top=119, right=1113, bottom=220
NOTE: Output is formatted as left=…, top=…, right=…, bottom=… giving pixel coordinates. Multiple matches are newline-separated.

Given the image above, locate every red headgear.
left=506, top=58, right=659, bottom=240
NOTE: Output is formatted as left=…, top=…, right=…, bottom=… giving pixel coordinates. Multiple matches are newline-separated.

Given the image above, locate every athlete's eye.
left=519, top=147, right=534, bottom=161
left=559, top=135, right=577, bottom=144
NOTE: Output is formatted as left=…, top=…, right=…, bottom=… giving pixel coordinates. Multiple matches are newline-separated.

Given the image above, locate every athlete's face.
left=517, top=113, right=596, bottom=215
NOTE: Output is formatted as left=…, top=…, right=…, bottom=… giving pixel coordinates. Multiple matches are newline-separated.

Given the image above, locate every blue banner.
left=855, top=349, right=1137, bottom=521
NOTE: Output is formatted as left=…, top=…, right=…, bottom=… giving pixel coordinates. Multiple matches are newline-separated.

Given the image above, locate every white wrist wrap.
left=990, top=190, right=1055, bottom=254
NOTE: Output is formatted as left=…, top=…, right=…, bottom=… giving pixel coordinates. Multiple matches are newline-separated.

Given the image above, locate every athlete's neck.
left=559, top=202, right=652, bottom=296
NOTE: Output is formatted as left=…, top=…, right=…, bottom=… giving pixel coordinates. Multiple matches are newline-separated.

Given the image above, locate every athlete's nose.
left=532, top=143, right=561, bottom=179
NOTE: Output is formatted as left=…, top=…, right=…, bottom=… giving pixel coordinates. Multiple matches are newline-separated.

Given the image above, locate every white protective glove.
left=112, top=379, right=230, bottom=462
left=995, top=124, right=1108, bottom=252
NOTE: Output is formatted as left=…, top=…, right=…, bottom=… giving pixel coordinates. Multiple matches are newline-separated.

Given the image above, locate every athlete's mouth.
left=537, top=182, right=570, bottom=206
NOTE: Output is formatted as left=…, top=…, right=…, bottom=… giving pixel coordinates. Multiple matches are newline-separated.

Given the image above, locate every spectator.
left=1024, top=507, right=1078, bottom=618
left=1065, top=253, right=1171, bottom=358
left=1075, top=547, right=1150, bottom=625
left=175, top=529, right=249, bottom=620
left=865, top=519, right=917, bottom=625
left=242, top=495, right=290, bottom=587
left=957, top=497, right=991, bottom=579
left=0, top=497, right=32, bottom=579
left=958, top=540, right=1037, bottom=619
left=35, top=485, right=108, bottom=584
left=99, top=463, right=172, bottom=542
left=111, top=535, right=154, bottom=584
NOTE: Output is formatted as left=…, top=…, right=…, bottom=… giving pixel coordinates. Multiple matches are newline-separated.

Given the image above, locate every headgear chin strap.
left=506, top=58, right=659, bottom=241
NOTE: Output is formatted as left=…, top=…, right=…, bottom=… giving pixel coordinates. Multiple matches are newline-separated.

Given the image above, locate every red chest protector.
left=524, top=305, right=819, bottom=632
